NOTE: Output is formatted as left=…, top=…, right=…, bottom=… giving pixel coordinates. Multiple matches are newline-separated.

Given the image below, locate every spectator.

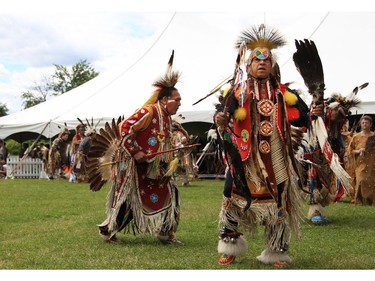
left=0, top=139, right=8, bottom=178
left=347, top=115, right=375, bottom=204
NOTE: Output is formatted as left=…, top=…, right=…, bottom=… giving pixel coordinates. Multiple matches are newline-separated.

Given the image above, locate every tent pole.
left=21, top=122, right=50, bottom=160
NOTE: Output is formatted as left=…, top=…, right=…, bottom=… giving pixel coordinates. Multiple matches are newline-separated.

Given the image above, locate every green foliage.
left=20, top=60, right=99, bottom=109
left=0, top=102, right=9, bottom=117
left=0, top=179, right=374, bottom=270
left=21, top=90, right=47, bottom=109
left=20, top=75, right=52, bottom=109
left=50, top=59, right=99, bottom=95
left=2, top=139, right=21, bottom=155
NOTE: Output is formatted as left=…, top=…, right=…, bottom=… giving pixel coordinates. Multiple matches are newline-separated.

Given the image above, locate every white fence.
left=5, top=156, right=46, bottom=179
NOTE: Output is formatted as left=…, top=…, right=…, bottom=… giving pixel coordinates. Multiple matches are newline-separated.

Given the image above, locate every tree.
left=20, top=60, right=99, bottom=109
left=49, top=59, right=99, bottom=96
left=0, top=102, right=8, bottom=117
left=21, top=91, right=47, bottom=109
left=21, top=75, right=51, bottom=109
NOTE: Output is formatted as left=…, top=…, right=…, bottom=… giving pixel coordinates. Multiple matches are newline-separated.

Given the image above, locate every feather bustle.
left=86, top=117, right=122, bottom=192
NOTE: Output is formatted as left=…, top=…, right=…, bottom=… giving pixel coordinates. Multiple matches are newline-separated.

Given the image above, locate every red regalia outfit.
left=216, top=25, right=307, bottom=266
left=98, top=103, right=180, bottom=239
left=97, top=51, right=182, bottom=244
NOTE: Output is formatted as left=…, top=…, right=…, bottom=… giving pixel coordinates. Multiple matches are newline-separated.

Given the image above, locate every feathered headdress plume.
left=235, top=24, right=286, bottom=66
left=75, top=123, right=86, bottom=132
left=235, top=24, right=287, bottom=51
left=172, top=114, right=185, bottom=125
left=77, top=117, right=100, bottom=136
left=143, top=50, right=181, bottom=106
left=326, top=82, right=368, bottom=116
left=58, top=122, right=70, bottom=136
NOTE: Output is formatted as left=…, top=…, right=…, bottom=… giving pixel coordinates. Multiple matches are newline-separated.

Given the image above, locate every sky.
left=0, top=9, right=172, bottom=113
left=1, top=0, right=374, bottom=116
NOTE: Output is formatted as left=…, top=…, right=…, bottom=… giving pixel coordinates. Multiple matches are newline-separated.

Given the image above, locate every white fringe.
left=218, top=236, right=248, bottom=256
left=99, top=148, right=179, bottom=236
left=218, top=177, right=304, bottom=252
left=313, top=117, right=352, bottom=191
left=256, top=248, right=292, bottom=264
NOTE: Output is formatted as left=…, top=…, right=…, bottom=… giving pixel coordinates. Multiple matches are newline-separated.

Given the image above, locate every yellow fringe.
left=165, top=157, right=179, bottom=177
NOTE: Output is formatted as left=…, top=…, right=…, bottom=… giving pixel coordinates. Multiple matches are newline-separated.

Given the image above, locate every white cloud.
left=1, top=4, right=375, bottom=116
left=0, top=11, right=174, bottom=113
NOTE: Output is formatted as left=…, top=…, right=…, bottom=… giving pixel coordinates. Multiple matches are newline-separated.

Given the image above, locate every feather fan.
left=293, top=39, right=325, bottom=106
left=86, top=116, right=124, bottom=191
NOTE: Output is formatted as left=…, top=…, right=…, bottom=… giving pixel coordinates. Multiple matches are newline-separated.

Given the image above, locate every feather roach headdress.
left=172, top=114, right=185, bottom=125
left=58, top=123, right=70, bottom=137
left=326, top=83, right=368, bottom=116
left=143, top=50, right=181, bottom=106
left=235, top=24, right=287, bottom=65
left=171, top=114, right=187, bottom=135
left=75, top=123, right=86, bottom=132
left=77, top=117, right=100, bottom=136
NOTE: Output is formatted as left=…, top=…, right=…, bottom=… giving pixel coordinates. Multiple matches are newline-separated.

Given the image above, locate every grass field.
left=0, top=178, right=374, bottom=271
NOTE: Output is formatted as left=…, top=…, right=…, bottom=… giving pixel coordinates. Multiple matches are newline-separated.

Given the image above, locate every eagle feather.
left=293, top=39, right=325, bottom=105
left=86, top=116, right=124, bottom=191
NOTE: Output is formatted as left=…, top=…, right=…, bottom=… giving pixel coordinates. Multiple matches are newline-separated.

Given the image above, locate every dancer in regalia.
left=214, top=25, right=312, bottom=266
left=87, top=51, right=184, bottom=244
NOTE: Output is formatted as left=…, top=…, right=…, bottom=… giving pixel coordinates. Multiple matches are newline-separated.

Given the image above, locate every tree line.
left=0, top=59, right=99, bottom=117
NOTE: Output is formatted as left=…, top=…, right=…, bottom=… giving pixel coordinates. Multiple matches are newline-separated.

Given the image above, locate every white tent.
left=0, top=12, right=231, bottom=141
left=1, top=12, right=375, bottom=141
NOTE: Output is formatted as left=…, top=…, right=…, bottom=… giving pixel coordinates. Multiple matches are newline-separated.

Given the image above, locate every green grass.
left=0, top=178, right=374, bottom=270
